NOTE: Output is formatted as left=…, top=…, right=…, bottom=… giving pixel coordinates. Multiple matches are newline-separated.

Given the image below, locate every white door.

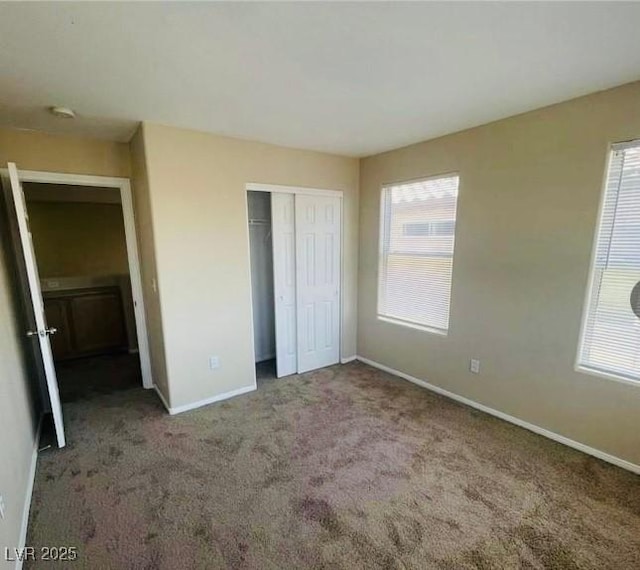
left=271, top=193, right=297, bottom=377
left=295, top=194, right=341, bottom=373
left=7, top=163, right=66, bottom=448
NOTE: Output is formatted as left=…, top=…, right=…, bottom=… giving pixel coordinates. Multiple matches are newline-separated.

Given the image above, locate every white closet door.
left=271, top=193, right=297, bottom=377
left=295, top=194, right=341, bottom=373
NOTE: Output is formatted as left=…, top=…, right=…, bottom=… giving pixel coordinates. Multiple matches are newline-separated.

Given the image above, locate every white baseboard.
left=356, top=356, right=640, bottom=476
left=340, top=355, right=357, bottom=364
left=16, top=415, right=43, bottom=570
left=155, top=384, right=257, bottom=415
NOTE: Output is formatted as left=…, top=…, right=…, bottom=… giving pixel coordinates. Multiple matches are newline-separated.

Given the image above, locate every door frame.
left=0, top=167, right=154, bottom=389
left=245, top=183, right=344, bottom=375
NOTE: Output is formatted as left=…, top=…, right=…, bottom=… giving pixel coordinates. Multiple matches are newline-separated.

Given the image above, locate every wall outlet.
left=0, top=494, right=5, bottom=519
left=470, top=359, right=480, bottom=374
left=209, top=356, right=220, bottom=370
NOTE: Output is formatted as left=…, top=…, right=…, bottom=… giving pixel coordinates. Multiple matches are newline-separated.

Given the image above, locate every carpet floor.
left=26, top=362, right=640, bottom=569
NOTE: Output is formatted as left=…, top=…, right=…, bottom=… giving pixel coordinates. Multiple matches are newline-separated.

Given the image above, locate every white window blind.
left=578, top=142, right=640, bottom=382
left=378, top=174, right=459, bottom=333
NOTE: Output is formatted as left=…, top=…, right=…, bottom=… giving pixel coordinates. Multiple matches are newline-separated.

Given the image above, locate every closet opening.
left=247, top=184, right=343, bottom=385
left=247, top=191, right=277, bottom=386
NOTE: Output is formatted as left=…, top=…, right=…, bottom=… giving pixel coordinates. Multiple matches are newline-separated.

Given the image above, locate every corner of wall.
left=128, top=124, right=172, bottom=407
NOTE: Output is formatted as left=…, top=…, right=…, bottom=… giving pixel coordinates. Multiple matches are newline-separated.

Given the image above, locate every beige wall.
left=129, top=128, right=170, bottom=400
left=139, top=123, right=359, bottom=408
left=359, top=81, right=640, bottom=465
left=0, top=128, right=134, bottom=560
left=0, top=127, right=130, bottom=177
left=0, top=207, right=40, bottom=568
left=28, top=201, right=129, bottom=278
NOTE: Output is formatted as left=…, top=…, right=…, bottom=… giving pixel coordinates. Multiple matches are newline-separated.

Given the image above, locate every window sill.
left=377, top=315, right=448, bottom=336
left=575, top=365, right=640, bottom=388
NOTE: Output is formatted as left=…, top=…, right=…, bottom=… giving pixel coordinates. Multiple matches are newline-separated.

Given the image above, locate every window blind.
left=378, top=174, right=459, bottom=333
left=578, top=142, right=640, bottom=382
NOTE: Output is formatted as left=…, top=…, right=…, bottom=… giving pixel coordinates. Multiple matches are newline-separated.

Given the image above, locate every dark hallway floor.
left=255, top=358, right=276, bottom=387
left=55, top=352, right=142, bottom=403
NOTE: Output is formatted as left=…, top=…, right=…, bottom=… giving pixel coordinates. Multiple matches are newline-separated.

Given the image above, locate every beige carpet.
left=26, top=362, right=640, bottom=569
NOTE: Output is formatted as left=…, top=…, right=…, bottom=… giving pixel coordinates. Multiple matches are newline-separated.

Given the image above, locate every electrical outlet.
left=470, top=359, right=480, bottom=374
left=209, top=356, right=220, bottom=370
left=0, top=494, right=5, bottom=519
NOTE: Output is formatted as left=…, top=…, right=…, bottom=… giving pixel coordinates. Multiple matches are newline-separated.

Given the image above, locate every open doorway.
left=23, top=182, right=142, bottom=402
left=1, top=165, right=152, bottom=448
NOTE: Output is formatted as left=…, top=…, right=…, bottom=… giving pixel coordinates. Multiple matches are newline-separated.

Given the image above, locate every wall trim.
left=356, top=356, right=640, bottom=476
left=16, top=416, right=43, bottom=570
left=153, top=385, right=172, bottom=414
left=155, top=384, right=257, bottom=415
left=340, top=355, right=357, bottom=364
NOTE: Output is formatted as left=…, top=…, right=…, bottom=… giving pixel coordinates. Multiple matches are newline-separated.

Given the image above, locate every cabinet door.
left=44, top=299, right=73, bottom=360
left=70, top=289, right=127, bottom=354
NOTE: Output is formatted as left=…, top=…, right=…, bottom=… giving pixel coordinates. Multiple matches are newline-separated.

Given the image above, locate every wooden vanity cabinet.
left=43, top=286, right=128, bottom=361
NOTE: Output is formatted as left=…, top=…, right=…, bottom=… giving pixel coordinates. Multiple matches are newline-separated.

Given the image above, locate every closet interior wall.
left=248, top=191, right=275, bottom=363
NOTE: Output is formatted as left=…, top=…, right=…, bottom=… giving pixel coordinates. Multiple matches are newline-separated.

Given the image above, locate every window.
left=402, top=220, right=455, bottom=238
left=577, top=141, right=640, bottom=383
left=378, top=174, right=459, bottom=333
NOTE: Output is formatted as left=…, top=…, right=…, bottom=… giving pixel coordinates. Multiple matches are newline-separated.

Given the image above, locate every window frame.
left=376, top=172, right=460, bottom=336
left=575, top=139, right=640, bottom=388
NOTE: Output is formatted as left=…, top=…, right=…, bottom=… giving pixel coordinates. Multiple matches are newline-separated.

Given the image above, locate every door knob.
left=26, top=328, right=58, bottom=338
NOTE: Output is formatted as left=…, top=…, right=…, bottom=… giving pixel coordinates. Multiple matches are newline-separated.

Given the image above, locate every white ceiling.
left=1, top=2, right=639, bottom=157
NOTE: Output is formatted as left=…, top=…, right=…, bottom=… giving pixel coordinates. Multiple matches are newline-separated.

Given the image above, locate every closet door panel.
left=295, top=194, right=341, bottom=373
left=272, top=193, right=297, bottom=377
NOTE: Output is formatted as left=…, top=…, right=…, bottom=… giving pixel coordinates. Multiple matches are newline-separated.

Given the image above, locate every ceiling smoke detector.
left=49, top=106, right=76, bottom=119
